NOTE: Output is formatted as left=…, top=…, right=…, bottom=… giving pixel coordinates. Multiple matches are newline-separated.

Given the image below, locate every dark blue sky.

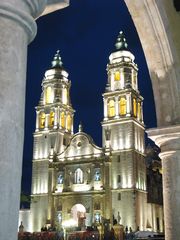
left=22, top=0, right=156, bottom=193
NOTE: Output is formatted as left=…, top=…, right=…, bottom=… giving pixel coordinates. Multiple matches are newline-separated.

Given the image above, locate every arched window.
left=67, top=114, right=72, bottom=131
left=57, top=174, right=63, bottom=184
left=137, top=102, right=141, bottom=120
left=60, top=112, right=65, bottom=128
left=49, top=111, right=54, bottom=127
left=45, top=86, right=53, bottom=104
left=133, top=98, right=137, bottom=117
left=132, top=72, right=137, bottom=90
left=62, top=88, right=68, bottom=104
left=39, top=112, right=45, bottom=129
left=114, top=71, right=120, bottom=81
left=108, top=99, right=115, bottom=117
left=95, top=170, right=101, bottom=181
left=119, top=97, right=126, bottom=115
left=75, top=168, right=83, bottom=184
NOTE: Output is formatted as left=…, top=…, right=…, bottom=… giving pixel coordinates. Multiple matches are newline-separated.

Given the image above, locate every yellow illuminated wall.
left=67, top=114, right=72, bottom=131
left=60, top=112, right=65, bottom=128
left=108, top=99, right=115, bottom=117
left=133, top=98, right=137, bottom=117
left=45, top=86, right=53, bottom=104
left=39, top=112, right=45, bottom=129
left=114, top=71, right=120, bottom=81
left=119, top=97, right=126, bottom=115
left=49, top=111, right=54, bottom=127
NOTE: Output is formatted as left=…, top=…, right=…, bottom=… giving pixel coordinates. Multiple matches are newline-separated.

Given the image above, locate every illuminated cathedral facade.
left=19, top=32, right=163, bottom=233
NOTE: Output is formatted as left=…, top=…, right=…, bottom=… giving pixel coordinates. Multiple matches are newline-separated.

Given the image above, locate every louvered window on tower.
left=124, top=68, right=131, bottom=87
left=137, top=102, right=141, bottom=120
left=67, top=114, right=72, bottom=131
left=60, top=112, right=65, bottom=128
left=114, top=71, right=120, bottom=81
left=49, top=111, right=54, bottom=127
left=132, top=72, right=137, bottom=90
left=45, top=86, right=53, bottom=104
left=108, top=99, right=115, bottom=117
left=133, top=98, right=137, bottom=117
left=39, top=112, right=45, bottom=129
left=119, top=97, right=126, bottom=115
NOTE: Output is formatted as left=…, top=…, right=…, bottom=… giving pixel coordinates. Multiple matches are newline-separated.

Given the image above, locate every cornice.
left=0, top=2, right=41, bottom=43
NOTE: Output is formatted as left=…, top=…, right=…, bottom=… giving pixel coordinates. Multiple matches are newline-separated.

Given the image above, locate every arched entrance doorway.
left=71, top=204, right=86, bottom=230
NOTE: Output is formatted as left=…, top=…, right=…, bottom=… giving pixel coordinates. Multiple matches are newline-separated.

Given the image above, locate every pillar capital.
left=0, top=1, right=45, bottom=43
left=147, top=124, right=180, bottom=239
left=146, top=124, right=180, bottom=152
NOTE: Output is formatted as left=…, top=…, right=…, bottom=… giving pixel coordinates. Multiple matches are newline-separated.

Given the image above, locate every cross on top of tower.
left=51, top=50, right=63, bottom=68
left=115, top=31, right=128, bottom=50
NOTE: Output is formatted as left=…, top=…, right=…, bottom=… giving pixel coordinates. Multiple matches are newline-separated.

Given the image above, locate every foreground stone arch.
left=124, top=1, right=180, bottom=239
left=0, top=1, right=179, bottom=240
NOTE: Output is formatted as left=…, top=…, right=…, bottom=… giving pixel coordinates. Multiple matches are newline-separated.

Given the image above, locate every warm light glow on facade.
left=108, top=99, right=115, bottom=117
left=119, top=97, right=126, bottom=115
left=39, top=112, right=45, bottom=129
left=45, top=86, right=54, bottom=104
left=114, top=71, right=120, bottom=81
left=49, top=111, right=54, bottom=127
left=67, top=114, right=71, bottom=131
left=60, top=112, right=65, bottom=128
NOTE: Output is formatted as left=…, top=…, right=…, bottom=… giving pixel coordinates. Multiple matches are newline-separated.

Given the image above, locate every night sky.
left=21, top=0, right=156, bottom=194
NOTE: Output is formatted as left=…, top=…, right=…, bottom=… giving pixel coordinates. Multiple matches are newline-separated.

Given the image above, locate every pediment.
left=57, top=132, right=103, bottom=161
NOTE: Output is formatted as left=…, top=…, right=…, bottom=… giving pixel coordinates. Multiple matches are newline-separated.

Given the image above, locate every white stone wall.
left=112, top=191, right=136, bottom=230
left=19, top=210, right=32, bottom=232
left=30, top=195, right=48, bottom=232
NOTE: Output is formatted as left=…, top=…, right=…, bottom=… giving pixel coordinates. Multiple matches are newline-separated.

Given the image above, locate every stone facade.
left=19, top=33, right=163, bottom=233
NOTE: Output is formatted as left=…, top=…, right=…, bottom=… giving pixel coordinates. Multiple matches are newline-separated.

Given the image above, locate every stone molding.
left=25, top=0, right=47, bottom=18
left=146, top=124, right=180, bottom=150
left=124, top=0, right=180, bottom=126
left=0, top=2, right=38, bottom=43
left=41, top=0, right=69, bottom=16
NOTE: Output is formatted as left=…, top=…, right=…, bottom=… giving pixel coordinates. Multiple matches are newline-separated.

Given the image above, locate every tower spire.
left=79, top=122, right=83, bottom=132
left=51, top=50, right=63, bottom=68
left=115, top=31, right=128, bottom=50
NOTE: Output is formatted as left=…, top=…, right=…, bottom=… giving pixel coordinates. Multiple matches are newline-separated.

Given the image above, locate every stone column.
left=54, top=108, right=58, bottom=129
left=115, top=96, right=119, bottom=118
left=0, top=1, right=46, bottom=240
left=126, top=93, right=131, bottom=117
left=45, top=113, right=49, bottom=130
left=36, top=110, right=40, bottom=131
left=103, top=98, right=108, bottom=120
left=147, top=125, right=180, bottom=240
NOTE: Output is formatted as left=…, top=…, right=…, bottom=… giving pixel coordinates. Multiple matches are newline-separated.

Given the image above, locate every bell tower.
left=30, top=51, right=75, bottom=231
left=102, top=32, right=147, bottom=230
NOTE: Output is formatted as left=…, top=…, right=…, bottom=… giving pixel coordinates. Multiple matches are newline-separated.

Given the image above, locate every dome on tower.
left=115, top=31, right=128, bottom=51
left=44, top=50, right=69, bottom=80
left=51, top=50, right=63, bottom=69
left=109, top=30, right=135, bottom=64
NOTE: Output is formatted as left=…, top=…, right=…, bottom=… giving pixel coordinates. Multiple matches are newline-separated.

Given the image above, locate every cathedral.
left=19, top=32, right=163, bottom=233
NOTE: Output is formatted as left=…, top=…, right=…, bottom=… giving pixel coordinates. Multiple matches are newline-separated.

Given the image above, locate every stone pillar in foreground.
left=147, top=125, right=180, bottom=240
left=0, top=1, right=45, bottom=240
